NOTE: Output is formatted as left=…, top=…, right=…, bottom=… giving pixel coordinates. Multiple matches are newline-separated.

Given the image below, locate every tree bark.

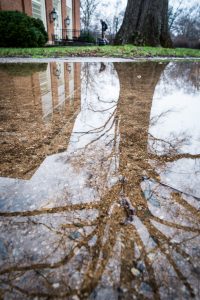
left=115, top=0, right=172, bottom=47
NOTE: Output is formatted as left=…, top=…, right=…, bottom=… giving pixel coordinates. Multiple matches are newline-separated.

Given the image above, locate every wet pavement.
left=0, top=61, right=200, bottom=299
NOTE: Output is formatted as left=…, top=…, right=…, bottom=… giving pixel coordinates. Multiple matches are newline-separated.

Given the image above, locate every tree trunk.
left=115, top=0, right=172, bottom=47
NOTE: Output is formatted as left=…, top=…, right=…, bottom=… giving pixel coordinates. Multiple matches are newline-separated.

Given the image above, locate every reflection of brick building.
left=0, top=0, right=80, bottom=43
left=0, top=62, right=81, bottom=179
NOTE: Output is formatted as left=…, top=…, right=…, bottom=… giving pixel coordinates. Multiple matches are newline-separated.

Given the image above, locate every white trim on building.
left=53, top=0, right=62, bottom=39
left=32, top=0, right=47, bottom=30
left=66, top=0, right=73, bottom=39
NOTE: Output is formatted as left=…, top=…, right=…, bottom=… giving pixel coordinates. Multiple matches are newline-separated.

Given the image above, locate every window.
left=39, top=65, right=53, bottom=119
left=66, top=0, right=72, bottom=8
left=32, top=0, right=47, bottom=30
left=66, top=0, right=73, bottom=38
left=53, top=0, right=62, bottom=39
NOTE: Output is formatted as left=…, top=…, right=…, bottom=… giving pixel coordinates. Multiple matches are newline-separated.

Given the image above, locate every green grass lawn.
left=0, top=45, right=199, bottom=58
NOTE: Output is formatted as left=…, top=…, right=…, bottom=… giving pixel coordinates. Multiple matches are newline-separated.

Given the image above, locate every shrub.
left=0, top=11, right=48, bottom=47
left=173, top=36, right=200, bottom=49
left=78, top=31, right=96, bottom=43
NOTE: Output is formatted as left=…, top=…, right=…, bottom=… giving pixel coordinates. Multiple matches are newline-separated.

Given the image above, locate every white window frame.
left=32, top=0, right=47, bottom=30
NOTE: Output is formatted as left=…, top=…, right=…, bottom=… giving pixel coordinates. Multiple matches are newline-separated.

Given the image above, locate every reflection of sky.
left=68, top=63, right=119, bottom=151
left=157, top=158, right=200, bottom=198
left=148, top=62, right=200, bottom=198
left=0, top=63, right=120, bottom=212
left=149, top=62, right=200, bottom=155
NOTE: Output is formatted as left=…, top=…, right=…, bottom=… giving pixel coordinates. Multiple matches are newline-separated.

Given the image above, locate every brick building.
left=0, top=0, right=80, bottom=43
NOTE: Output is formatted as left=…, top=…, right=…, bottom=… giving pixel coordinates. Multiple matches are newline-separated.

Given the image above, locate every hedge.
left=0, top=11, right=48, bottom=47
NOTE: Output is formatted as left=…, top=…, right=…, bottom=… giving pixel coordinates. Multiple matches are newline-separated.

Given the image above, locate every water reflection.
left=142, top=62, right=200, bottom=299
left=148, top=62, right=200, bottom=197
left=0, top=61, right=199, bottom=300
left=0, top=62, right=81, bottom=180
left=0, top=62, right=120, bottom=211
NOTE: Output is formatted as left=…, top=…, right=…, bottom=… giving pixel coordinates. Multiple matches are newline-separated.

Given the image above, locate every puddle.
left=0, top=61, right=200, bottom=299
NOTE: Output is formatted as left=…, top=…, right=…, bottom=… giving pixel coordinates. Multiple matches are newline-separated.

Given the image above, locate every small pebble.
left=73, top=247, right=80, bottom=255
left=131, top=267, right=141, bottom=277
left=52, top=283, right=60, bottom=289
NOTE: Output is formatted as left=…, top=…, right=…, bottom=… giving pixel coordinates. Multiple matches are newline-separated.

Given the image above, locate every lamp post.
left=54, top=65, right=61, bottom=79
left=65, top=16, right=71, bottom=40
left=67, top=64, right=72, bottom=74
left=49, top=8, right=57, bottom=23
left=65, top=16, right=70, bottom=27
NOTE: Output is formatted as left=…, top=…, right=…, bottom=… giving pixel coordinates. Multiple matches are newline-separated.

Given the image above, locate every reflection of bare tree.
left=148, top=108, right=192, bottom=156
left=114, top=62, right=200, bottom=299
left=158, top=62, right=200, bottom=96
left=0, top=62, right=200, bottom=300
left=148, top=131, right=191, bottom=156
left=148, top=61, right=200, bottom=199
